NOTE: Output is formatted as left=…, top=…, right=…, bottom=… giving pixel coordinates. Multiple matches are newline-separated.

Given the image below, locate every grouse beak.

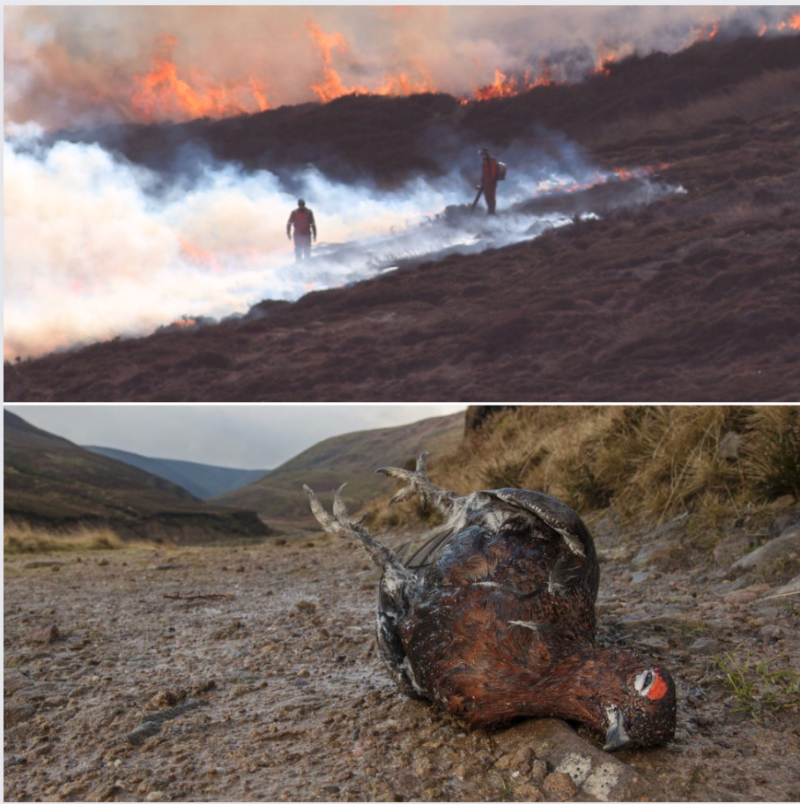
left=603, top=704, right=630, bottom=751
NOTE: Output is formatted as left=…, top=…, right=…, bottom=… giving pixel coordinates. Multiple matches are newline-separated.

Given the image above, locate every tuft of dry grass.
left=744, top=407, right=800, bottom=500
left=3, top=521, right=128, bottom=554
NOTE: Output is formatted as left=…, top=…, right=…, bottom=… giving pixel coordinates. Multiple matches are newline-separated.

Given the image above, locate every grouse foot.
left=375, top=452, right=457, bottom=515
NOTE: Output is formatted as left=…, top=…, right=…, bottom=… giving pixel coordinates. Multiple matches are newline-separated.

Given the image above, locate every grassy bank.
left=3, top=521, right=131, bottom=554
left=371, top=406, right=799, bottom=534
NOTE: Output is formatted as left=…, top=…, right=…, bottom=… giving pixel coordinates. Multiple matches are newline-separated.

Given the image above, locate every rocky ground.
left=4, top=503, right=800, bottom=802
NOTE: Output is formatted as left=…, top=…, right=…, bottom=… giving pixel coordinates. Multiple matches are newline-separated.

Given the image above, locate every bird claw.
left=332, top=483, right=350, bottom=522
left=304, top=484, right=400, bottom=572
left=376, top=453, right=455, bottom=514
left=304, top=484, right=358, bottom=542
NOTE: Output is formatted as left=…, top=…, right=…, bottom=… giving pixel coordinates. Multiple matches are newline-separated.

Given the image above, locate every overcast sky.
left=4, top=404, right=467, bottom=470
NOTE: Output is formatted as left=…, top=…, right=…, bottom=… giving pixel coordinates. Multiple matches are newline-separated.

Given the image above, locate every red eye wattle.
left=647, top=672, right=668, bottom=700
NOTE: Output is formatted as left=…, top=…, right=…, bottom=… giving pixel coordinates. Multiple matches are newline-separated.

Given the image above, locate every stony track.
left=4, top=514, right=799, bottom=801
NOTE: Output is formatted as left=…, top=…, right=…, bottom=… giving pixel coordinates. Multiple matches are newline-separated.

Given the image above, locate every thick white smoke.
left=4, top=128, right=674, bottom=359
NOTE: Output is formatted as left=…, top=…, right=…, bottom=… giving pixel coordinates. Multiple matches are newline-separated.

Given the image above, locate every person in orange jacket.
left=478, top=148, right=499, bottom=215
left=287, top=199, right=317, bottom=261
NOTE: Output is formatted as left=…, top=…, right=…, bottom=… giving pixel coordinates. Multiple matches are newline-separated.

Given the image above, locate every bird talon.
left=378, top=453, right=454, bottom=515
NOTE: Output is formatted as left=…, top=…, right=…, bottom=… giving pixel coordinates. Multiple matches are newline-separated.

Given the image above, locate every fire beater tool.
left=470, top=186, right=483, bottom=214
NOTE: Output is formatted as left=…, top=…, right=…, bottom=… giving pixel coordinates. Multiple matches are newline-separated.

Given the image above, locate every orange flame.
left=170, top=316, right=197, bottom=328
left=127, top=16, right=800, bottom=123
left=373, top=60, right=436, bottom=96
left=475, top=69, right=519, bottom=101
left=594, top=41, right=621, bottom=76
left=778, top=13, right=800, bottom=31
left=179, top=237, right=224, bottom=274
left=132, top=34, right=270, bottom=121
left=694, top=20, right=720, bottom=42
left=305, top=20, right=436, bottom=101
left=473, top=66, right=555, bottom=102
left=305, top=20, right=358, bottom=102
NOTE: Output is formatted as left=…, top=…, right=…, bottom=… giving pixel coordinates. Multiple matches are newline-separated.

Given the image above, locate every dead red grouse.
left=305, top=453, right=676, bottom=750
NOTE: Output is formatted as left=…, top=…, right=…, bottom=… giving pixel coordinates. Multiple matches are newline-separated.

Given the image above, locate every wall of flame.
left=5, top=6, right=800, bottom=130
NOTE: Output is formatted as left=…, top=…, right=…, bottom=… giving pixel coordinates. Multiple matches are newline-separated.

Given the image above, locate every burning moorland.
left=4, top=7, right=800, bottom=402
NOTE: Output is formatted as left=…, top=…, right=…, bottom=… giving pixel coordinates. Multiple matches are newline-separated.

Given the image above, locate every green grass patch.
left=714, top=649, right=800, bottom=719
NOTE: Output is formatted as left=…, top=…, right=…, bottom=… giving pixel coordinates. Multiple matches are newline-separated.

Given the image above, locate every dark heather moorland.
left=5, top=34, right=800, bottom=402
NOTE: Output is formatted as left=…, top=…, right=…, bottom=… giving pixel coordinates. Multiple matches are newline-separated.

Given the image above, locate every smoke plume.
left=4, top=124, right=678, bottom=359
left=5, top=6, right=799, bottom=130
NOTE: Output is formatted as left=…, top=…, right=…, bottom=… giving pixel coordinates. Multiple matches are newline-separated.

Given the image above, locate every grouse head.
left=575, top=651, right=677, bottom=750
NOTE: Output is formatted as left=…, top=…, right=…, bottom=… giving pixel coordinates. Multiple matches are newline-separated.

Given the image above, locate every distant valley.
left=4, top=409, right=467, bottom=542
left=84, top=446, right=269, bottom=500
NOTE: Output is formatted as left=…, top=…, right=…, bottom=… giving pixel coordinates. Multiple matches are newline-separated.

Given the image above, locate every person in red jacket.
left=287, top=199, right=317, bottom=261
left=478, top=148, right=499, bottom=215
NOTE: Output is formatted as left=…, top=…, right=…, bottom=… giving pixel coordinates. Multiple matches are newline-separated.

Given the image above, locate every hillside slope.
left=5, top=34, right=800, bottom=402
left=215, top=412, right=464, bottom=526
left=47, top=34, right=800, bottom=185
left=84, top=446, right=269, bottom=499
left=3, top=411, right=269, bottom=543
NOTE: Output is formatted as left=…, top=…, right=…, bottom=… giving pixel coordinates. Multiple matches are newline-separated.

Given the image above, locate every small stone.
left=151, top=689, right=186, bottom=708
left=696, top=712, right=715, bottom=727
left=689, top=637, right=719, bottom=655
left=494, top=746, right=532, bottom=772
left=4, top=703, right=37, bottom=727
left=146, top=791, right=167, bottom=801
left=542, top=771, right=578, bottom=800
left=92, top=783, right=124, bottom=800
left=530, top=758, right=548, bottom=786
left=514, top=783, right=544, bottom=801
left=732, top=527, right=800, bottom=572
left=631, top=537, right=680, bottom=570
left=126, top=722, right=162, bottom=745
left=373, top=718, right=402, bottom=733
left=630, top=571, right=651, bottom=584
left=759, top=624, right=784, bottom=641
left=723, top=584, right=771, bottom=606
left=29, top=624, right=60, bottom=644
left=192, top=679, right=217, bottom=696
